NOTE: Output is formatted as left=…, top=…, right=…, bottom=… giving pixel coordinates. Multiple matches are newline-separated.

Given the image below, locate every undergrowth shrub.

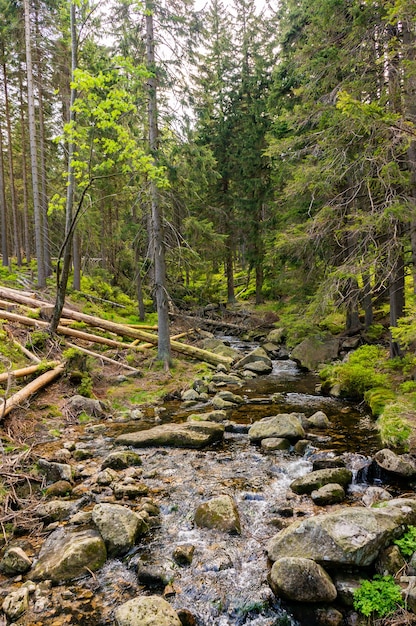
left=353, top=575, right=403, bottom=618
left=364, top=388, right=396, bottom=417
left=377, top=402, right=412, bottom=450
left=394, top=526, right=416, bottom=557
left=320, top=345, right=390, bottom=399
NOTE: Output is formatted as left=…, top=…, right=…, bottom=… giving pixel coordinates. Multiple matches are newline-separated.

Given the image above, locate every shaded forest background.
left=1, top=0, right=416, bottom=356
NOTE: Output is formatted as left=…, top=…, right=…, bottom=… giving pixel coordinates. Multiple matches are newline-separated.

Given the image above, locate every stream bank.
left=1, top=333, right=416, bottom=626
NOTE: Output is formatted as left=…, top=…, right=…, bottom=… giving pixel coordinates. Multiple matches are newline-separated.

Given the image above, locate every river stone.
left=187, top=410, right=228, bottom=424
left=261, top=437, right=291, bottom=451
left=181, top=388, right=200, bottom=402
left=2, top=586, right=29, bottom=620
left=101, top=450, right=142, bottom=470
left=243, top=360, right=273, bottom=374
left=290, top=468, right=352, bottom=495
left=375, top=544, right=406, bottom=577
left=374, top=448, right=416, bottom=477
left=267, top=328, right=285, bottom=344
left=114, top=596, right=181, bottom=626
left=173, top=544, right=195, bottom=566
left=115, top=421, right=224, bottom=449
left=92, top=503, right=145, bottom=557
left=37, top=458, right=72, bottom=483
left=0, top=546, right=32, bottom=575
left=269, top=557, right=337, bottom=602
left=211, top=373, right=243, bottom=385
left=362, top=485, right=392, bottom=507
left=35, top=498, right=83, bottom=523
left=113, top=482, right=149, bottom=499
left=291, top=335, right=339, bottom=371
left=267, top=498, right=416, bottom=567
left=234, top=347, right=272, bottom=370
left=201, top=338, right=240, bottom=360
left=44, top=480, right=73, bottom=498
left=307, top=411, right=330, bottom=429
left=249, top=414, right=305, bottom=443
left=194, top=495, right=241, bottom=534
left=311, top=483, right=346, bottom=505
left=213, top=390, right=244, bottom=404
left=64, top=394, right=108, bottom=418
left=30, top=528, right=106, bottom=582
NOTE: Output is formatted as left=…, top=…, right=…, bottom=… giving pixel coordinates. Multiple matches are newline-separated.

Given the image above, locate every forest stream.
left=0, top=335, right=403, bottom=626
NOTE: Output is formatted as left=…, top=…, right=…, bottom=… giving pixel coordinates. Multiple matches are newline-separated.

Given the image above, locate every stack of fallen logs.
left=0, top=286, right=234, bottom=420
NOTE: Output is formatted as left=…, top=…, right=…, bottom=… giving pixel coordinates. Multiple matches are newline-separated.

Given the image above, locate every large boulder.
left=30, top=528, right=106, bottom=582
left=194, top=495, right=241, bottom=534
left=311, top=483, right=346, bottom=506
left=92, top=503, right=147, bottom=557
left=64, top=395, right=108, bottom=419
left=101, top=451, right=142, bottom=470
left=114, top=596, right=182, bottom=626
left=374, top=449, right=416, bottom=478
left=290, top=468, right=352, bottom=495
left=200, top=338, right=240, bottom=360
left=0, top=547, right=32, bottom=575
left=267, top=498, right=416, bottom=567
left=115, top=421, right=224, bottom=449
left=248, top=414, right=305, bottom=443
left=291, top=335, right=339, bottom=371
left=269, top=557, right=337, bottom=602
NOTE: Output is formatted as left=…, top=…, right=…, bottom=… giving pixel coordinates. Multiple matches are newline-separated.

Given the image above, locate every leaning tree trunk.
left=145, top=0, right=171, bottom=366
left=23, top=0, right=45, bottom=286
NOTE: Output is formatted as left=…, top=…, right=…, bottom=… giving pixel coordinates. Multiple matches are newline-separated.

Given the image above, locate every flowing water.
left=84, top=348, right=384, bottom=626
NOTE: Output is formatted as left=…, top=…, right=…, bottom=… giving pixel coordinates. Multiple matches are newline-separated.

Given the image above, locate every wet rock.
left=137, top=564, right=172, bottom=588
left=0, top=546, right=32, bottom=575
left=267, top=498, right=416, bottom=567
left=234, top=347, right=272, bottom=370
left=181, top=388, right=200, bottom=402
left=268, top=557, right=337, bottom=602
left=113, top=482, right=149, bottom=499
left=294, top=439, right=310, bottom=454
left=266, top=328, right=285, bottom=344
left=64, top=395, right=108, bottom=419
left=37, top=458, right=72, bottom=483
left=333, top=575, right=362, bottom=607
left=173, top=544, right=195, bottom=566
left=102, top=450, right=143, bottom=470
left=73, top=448, right=94, bottom=461
left=30, top=528, right=106, bottom=582
left=201, top=338, right=240, bottom=360
left=374, top=448, right=416, bottom=478
left=115, top=421, right=225, bottom=449
left=44, top=480, right=73, bottom=498
left=311, top=483, right=346, bottom=505
left=291, top=335, right=339, bottom=371
left=92, top=503, right=146, bottom=557
left=2, top=586, right=30, bottom=620
left=187, top=410, right=228, bottom=424
left=243, top=360, right=273, bottom=375
left=307, top=411, right=330, bottom=429
left=315, top=607, right=344, bottom=626
left=96, top=468, right=118, bottom=485
left=211, top=373, right=242, bottom=385
left=290, top=467, right=352, bottom=495
left=194, top=494, right=241, bottom=534
left=35, top=498, right=83, bottom=523
left=362, top=485, right=392, bottom=507
left=261, top=437, right=291, bottom=451
left=177, top=608, right=198, bottom=626
left=114, top=596, right=182, bottom=626
left=248, top=413, right=305, bottom=443
left=212, top=390, right=244, bottom=405
left=312, top=457, right=346, bottom=471
left=375, top=544, right=406, bottom=576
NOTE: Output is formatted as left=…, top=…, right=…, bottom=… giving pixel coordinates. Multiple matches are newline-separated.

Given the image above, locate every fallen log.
left=10, top=337, right=42, bottom=364
left=0, top=363, right=58, bottom=383
left=0, top=289, right=234, bottom=367
left=64, top=342, right=140, bottom=372
left=1, top=363, right=65, bottom=420
left=170, top=312, right=246, bottom=332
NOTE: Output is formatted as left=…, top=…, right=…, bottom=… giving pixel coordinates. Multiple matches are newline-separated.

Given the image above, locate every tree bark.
left=0, top=120, right=9, bottom=267
left=18, top=63, right=31, bottom=263
left=23, top=0, right=45, bottom=286
left=145, top=0, right=171, bottom=366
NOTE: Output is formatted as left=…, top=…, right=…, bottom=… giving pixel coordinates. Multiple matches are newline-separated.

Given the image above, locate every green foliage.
left=377, top=402, right=412, bottom=450
left=364, top=388, right=396, bottom=417
left=365, top=324, right=385, bottom=342
left=394, top=526, right=416, bottom=558
left=353, top=575, right=403, bottom=618
left=320, top=345, right=390, bottom=399
left=77, top=374, right=94, bottom=398
left=400, top=381, right=416, bottom=394
left=26, top=331, right=49, bottom=351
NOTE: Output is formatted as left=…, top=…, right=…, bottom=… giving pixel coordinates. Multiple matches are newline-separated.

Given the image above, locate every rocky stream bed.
left=2, top=333, right=416, bottom=626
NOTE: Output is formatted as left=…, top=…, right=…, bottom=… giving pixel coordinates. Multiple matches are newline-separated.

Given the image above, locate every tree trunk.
left=0, top=120, right=9, bottom=267
left=50, top=1, right=77, bottom=333
left=2, top=56, right=21, bottom=266
left=362, top=272, right=373, bottom=329
left=389, top=250, right=405, bottom=358
left=73, top=231, right=81, bottom=290
left=19, top=63, right=31, bottom=263
left=145, top=0, right=171, bottom=366
left=226, top=238, right=235, bottom=303
left=23, top=0, right=45, bottom=286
